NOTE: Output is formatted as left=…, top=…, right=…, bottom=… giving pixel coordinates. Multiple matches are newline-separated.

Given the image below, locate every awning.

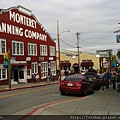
left=72, top=63, right=79, bottom=68
left=10, top=63, right=28, bottom=66
left=81, top=62, right=93, bottom=66
left=61, top=62, right=71, bottom=66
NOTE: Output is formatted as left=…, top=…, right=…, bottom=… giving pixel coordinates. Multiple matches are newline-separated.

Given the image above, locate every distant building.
left=0, top=5, right=56, bottom=85
left=56, top=51, right=100, bottom=75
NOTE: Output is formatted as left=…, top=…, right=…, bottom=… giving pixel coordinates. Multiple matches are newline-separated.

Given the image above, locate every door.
left=19, top=70, right=24, bottom=80
left=14, top=70, right=18, bottom=82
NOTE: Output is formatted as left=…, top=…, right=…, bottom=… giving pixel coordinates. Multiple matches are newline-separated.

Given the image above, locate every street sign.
left=96, top=50, right=112, bottom=58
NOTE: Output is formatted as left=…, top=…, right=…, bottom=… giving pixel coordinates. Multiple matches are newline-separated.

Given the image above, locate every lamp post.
left=76, top=32, right=80, bottom=73
left=57, top=20, right=70, bottom=81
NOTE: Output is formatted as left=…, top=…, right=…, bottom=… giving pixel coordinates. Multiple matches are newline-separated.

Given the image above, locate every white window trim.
left=0, top=65, right=7, bottom=80
left=40, top=45, right=47, bottom=56
left=27, top=69, right=32, bottom=79
left=41, top=62, right=48, bottom=79
left=50, top=46, right=55, bottom=56
left=12, top=40, right=24, bottom=55
left=31, top=62, right=38, bottom=74
left=50, top=61, right=56, bottom=75
left=28, top=43, right=37, bottom=56
left=0, top=38, right=6, bottom=55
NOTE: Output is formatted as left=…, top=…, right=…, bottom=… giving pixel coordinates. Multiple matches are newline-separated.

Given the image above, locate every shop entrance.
left=14, top=70, right=19, bottom=83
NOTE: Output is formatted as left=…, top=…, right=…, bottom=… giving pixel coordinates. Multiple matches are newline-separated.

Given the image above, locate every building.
left=0, top=5, right=56, bottom=85
left=56, top=51, right=100, bottom=75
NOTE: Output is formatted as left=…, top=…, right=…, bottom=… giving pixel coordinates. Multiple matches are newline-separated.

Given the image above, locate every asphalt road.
left=0, top=84, right=74, bottom=115
left=1, top=83, right=120, bottom=120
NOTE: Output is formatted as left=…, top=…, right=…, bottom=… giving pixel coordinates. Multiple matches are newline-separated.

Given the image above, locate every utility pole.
left=76, top=32, right=80, bottom=73
left=8, top=49, right=11, bottom=89
left=109, top=51, right=112, bottom=85
left=57, top=20, right=61, bottom=81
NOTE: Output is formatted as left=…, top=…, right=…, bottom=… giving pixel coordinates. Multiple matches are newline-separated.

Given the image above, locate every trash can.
left=46, top=76, right=50, bottom=83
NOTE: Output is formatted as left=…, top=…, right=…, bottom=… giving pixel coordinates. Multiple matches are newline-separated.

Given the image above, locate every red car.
left=59, top=75, right=95, bottom=96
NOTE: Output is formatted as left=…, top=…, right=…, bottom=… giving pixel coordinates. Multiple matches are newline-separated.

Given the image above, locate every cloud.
left=1, top=0, right=120, bottom=53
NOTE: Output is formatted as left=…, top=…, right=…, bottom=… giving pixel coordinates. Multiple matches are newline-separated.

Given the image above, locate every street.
left=0, top=84, right=120, bottom=120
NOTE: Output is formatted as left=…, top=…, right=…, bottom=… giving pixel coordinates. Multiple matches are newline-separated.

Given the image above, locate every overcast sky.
left=1, top=0, right=120, bottom=54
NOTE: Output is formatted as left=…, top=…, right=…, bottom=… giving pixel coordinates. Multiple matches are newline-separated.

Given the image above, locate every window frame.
left=0, top=38, right=6, bottom=54
left=40, top=45, right=47, bottom=56
left=12, top=40, right=24, bottom=55
left=28, top=43, right=37, bottom=56
left=31, top=62, right=38, bottom=74
left=41, top=62, right=48, bottom=79
left=50, top=46, right=55, bottom=56
left=0, top=67, right=7, bottom=80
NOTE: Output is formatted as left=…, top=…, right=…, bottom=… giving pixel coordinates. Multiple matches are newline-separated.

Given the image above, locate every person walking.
left=103, top=70, right=110, bottom=90
left=36, top=74, right=40, bottom=83
left=33, top=73, right=36, bottom=83
left=111, top=72, right=116, bottom=90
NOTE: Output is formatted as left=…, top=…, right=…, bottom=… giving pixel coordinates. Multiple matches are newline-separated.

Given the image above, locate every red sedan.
left=59, top=75, right=95, bottom=96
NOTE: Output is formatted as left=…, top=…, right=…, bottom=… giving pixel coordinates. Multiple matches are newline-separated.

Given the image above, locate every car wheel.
left=83, top=88, right=88, bottom=96
left=91, top=87, right=95, bottom=94
left=60, top=91, right=66, bottom=95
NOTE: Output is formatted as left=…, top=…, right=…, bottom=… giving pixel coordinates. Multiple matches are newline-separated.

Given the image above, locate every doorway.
left=14, top=70, right=19, bottom=83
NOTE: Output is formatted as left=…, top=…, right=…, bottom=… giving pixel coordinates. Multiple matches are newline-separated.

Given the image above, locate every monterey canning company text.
left=0, top=11, right=47, bottom=41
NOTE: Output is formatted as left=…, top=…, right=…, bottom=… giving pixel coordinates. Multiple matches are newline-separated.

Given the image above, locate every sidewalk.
left=0, top=80, right=60, bottom=92
left=0, top=76, right=66, bottom=92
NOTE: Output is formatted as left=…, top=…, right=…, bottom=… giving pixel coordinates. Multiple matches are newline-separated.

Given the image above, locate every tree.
left=117, top=49, right=120, bottom=59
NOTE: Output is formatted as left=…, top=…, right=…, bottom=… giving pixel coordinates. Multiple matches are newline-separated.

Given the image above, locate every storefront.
left=81, top=60, right=93, bottom=71
left=0, top=5, right=56, bottom=85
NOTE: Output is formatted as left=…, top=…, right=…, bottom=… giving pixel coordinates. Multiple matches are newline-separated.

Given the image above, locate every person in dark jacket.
left=111, top=72, right=116, bottom=90
left=33, top=73, right=36, bottom=83
left=103, top=70, right=110, bottom=90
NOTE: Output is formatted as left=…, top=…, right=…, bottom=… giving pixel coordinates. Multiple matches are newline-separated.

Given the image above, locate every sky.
left=1, top=0, right=120, bottom=54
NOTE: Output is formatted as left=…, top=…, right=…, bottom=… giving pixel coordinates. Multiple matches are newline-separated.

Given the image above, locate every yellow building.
left=56, top=51, right=100, bottom=75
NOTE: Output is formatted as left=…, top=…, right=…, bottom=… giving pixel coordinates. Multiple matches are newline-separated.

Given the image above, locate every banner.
left=111, top=55, right=116, bottom=67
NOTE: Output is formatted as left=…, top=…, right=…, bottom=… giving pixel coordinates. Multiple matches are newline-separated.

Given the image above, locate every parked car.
left=84, top=71, right=100, bottom=90
left=74, top=73, right=83, bottom=76
left=59, top=75, right=95, bottom=96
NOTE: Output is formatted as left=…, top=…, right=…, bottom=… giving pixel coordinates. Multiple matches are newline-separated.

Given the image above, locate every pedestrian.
left=33, top=73, right=36, bottom=83
left=36, top=74, right=40, bottom=83
left=111, top=72, right=116, bottom=90
left=103, top=69, right=110, bottom=90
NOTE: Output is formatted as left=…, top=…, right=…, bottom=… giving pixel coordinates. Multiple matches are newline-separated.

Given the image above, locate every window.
left=28, top=43, right=37, bottom=55
left=0, top=68, right=7, bottom=80
left=50, top=61, right=56, bottom=75
left=41, top=62, right=48, bottom=79
left=40, top=45, right=47, bottom=56
left=50, top=46, right=55, bottom=56
left=31, top=62, right=38, bottom=74
left=0, top=39, right=6, bottom=54
left=27, top=69, right=31, bottom=79
left=12, top=41, right=24, bottom=55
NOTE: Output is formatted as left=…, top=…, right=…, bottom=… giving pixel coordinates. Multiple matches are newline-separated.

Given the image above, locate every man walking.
left=103, top=70, right=110, bottom=90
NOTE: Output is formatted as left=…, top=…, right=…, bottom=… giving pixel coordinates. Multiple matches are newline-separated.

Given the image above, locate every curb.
left=0, top=82, right=59, bottom=93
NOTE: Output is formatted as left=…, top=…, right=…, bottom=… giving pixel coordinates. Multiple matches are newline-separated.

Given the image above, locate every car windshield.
left=85, top=74, right=96, bottom=79
left=74, top=74, right=83, bottom=76
left=65, top=76, right=83, bottom=81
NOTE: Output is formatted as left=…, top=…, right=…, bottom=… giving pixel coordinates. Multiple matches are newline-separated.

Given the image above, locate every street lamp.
left=57, top=20, right=70, bottom=81
left=76, top=32, right=80, bottom=73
